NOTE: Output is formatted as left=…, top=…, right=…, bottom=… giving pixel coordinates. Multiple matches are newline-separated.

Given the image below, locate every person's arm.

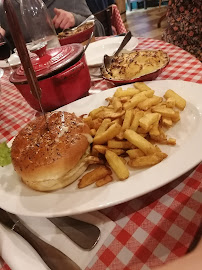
left=0, top=26, right=5, bottom=36
left=49, top=0, right=105, bottom=36
left=52, top=8, right=75, bottom=29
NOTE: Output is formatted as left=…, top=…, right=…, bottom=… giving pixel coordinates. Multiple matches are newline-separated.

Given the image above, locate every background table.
left=0, top=37, right=202, bottom=270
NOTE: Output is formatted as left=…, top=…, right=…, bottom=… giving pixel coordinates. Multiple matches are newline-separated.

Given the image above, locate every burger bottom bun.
left=21, top=148, right=90, bottom=192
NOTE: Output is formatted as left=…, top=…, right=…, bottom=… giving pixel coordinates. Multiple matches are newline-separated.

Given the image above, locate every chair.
left=94, top=5, right=113, bottom=36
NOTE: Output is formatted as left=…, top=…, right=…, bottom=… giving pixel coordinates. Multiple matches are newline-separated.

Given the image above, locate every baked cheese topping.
left=102, top=50, right=169, bottom=81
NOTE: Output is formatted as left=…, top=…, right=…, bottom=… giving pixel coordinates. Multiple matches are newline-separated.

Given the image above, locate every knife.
left=48, top=216, right=101, bottom=250
left=0, top=209, right=81, bottom=270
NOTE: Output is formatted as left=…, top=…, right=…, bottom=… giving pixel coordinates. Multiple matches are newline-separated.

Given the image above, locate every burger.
left=11, top=111, right=93, bottom=192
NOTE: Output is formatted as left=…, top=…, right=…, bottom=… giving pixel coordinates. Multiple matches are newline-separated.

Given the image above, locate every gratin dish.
left=58, top=21, right=94, bottom=46
left=101, top=50, right=170, bottom=86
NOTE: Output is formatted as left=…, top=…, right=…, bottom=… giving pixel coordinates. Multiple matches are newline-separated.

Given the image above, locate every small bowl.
left=58, top=21, right=94, bottom=46
left=101, top=50, right=170, bottom=86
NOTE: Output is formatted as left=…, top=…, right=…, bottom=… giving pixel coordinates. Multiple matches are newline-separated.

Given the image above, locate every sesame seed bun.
left=11, top=111, right=92, bottom=192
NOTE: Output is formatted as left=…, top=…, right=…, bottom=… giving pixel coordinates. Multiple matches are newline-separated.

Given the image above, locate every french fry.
left=136, top=127, right=148, bottom=134
left=108, top=139, right=133, bottom=149
left=105, top=150, right=129, bottom=180
left=151, top=106, right=175, bottom=118
left=115, top=131, right=125, bottom=140
left=81, top=83, right=186, bottom=188
left=120, top=96, right=130, bottom=103
left=78, top=166, right=112, bottom=188
left=122, top=109, right=133, bottom=131
left=96, top=118, right=111, bottom=135
left=92, top=118, right=103, bottom=130
left=112, top=97, right=122, bottom=112
left=93, top=123, right=122, bottom=144
left=134, top=82, right=153, bottom=91
left=124, top=129, right=156, bottom=155
left=155, top=145, right=162, bottom=152
left=152, top=104, right=167, bottom=110
left=96, top=110, right=125, bottom=120
left=164, top=89, right=186, bottom=110
left=139, top=133, right=147, bottom=138
left=150, top=128, right=170, bottom=144
left=89, top=106, right=105, bottom=119
left=137, top=96, right=162, bottom=110
left=126, top=149, right=145, bottom=159
left=111, top=118, right=122, bottom=126
left=139, top=89, right=154, bottom=98
left=83, top=116, right=93, bottom=129
left=114, top=87, right=140, bottom=97
left=161, top=117, right=173, bottom=127
left=119, top=156, right=127, bottom=164
left=170, top=110, right=180, bottom=122
left=166, top=138, right=176, bottom=145
left=105, top=97, right=112, bottom=104
left=109, top=148, right=125, bottom=155
left=93, top=145, right=108, bottom=154
left=130, top=111, right=144, bottom=131
left=90, top=129, right=96, bottom=136
left=149, top=119, right=160, bottom=136
left=166, top=97, right=176, bottom=108
left=123, top=95, right=147, bottom=110
left=133, top=108, right=140, bottom=113
left=93, top=145, right=125, bottom=155
left=128, top=152, right=168, bottom=168
left=124, top=91, right=155, bottom=110
left=139, top=113, right=161, bottom=131
left=96, top=175, right=113, bottom=187
left=151, top=137, right=176, bottom=145
left=85, top=156, right=104, bottom=165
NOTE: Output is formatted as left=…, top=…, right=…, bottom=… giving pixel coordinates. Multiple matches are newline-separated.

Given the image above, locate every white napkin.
left=89, top=66, right=102, bottom=82
left=0, top=211, right=115, bottom=270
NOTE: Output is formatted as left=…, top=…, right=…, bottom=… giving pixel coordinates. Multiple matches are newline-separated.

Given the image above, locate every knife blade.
left=0, top=209, right=81, bottom=270
left=48, top=216, right=101, bottom=250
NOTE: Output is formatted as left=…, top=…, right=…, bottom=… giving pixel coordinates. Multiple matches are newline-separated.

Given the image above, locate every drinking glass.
left=20, top=0, right=60, bottom=50
left=0, top=33, right=12, bottom=73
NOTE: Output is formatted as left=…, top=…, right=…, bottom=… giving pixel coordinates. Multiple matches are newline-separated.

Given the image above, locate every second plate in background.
left=85, top=36, right=139, bottom=66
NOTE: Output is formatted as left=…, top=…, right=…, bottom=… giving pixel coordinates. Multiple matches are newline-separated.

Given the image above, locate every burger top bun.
left=11, top=111, right=92, bottom=192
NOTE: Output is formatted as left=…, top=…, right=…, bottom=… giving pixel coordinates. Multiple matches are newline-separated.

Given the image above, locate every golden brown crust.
left=102, top=50, right=169, bottom=80
left=11, top=111, right=91, bottom=190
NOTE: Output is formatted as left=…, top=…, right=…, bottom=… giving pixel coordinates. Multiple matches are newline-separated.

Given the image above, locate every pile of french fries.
left=78, top=82, right=186, bottom=188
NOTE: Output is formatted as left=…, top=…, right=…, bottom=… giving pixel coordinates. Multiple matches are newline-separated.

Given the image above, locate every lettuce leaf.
left=0, top=142, right=11, bottom=167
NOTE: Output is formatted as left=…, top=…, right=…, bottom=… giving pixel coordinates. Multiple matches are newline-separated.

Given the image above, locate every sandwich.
left=11, top=111, right=93, bottom=192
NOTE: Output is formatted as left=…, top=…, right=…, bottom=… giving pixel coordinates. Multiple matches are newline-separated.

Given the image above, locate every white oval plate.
left=0, top=80, right=202, bottom=217
left=85, top=36, right=139, bottom=66
left=0, top=53, right=21, bottom=68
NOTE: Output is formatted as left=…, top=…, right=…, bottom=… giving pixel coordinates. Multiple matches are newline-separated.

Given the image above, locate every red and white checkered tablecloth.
left=0, top=38, right=202, bottom=270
